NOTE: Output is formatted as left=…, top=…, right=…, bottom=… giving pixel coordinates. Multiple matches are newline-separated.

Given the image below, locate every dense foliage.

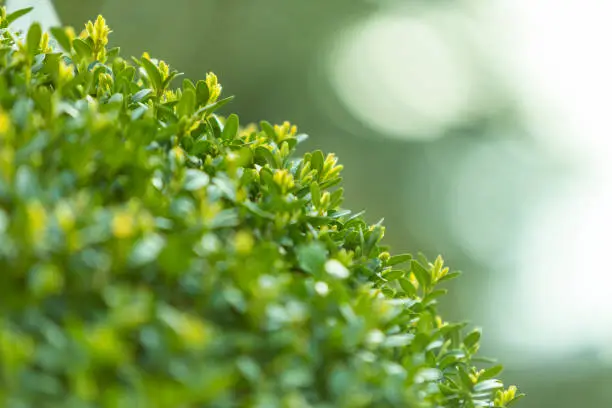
left=0, top=8, right=522, bottom=408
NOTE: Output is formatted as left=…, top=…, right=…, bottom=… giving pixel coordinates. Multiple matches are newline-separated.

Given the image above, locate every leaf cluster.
left=0, top=9, right=522, bottom=408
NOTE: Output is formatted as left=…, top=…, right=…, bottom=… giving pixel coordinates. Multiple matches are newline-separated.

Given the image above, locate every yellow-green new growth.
left=495, top=385, right=520, bottom=407
left=85, top=15, right=111, bottom=60
left=205, top=72, right=222, bottom=104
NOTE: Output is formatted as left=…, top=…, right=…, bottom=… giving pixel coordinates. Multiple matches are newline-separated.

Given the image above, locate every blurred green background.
left=11, top=0, right=612, bottom=406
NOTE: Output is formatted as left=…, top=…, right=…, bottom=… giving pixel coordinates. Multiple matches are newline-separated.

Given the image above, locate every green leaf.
left=31, top=87, right=52, bottom=117
left=363, top=225, right=383, bottom=258
left=310, top=150, right=325, bottom=175
left=310, top=182, right=321, bottom=207
left=278, top=137, right=298, bottom=151
left=242, top=201, right=275, bottom=220
left=106, top=47, right=120, bottom=60
left=479, top=365, right=504, bottom=381
left=131, top=89, right=153, bottom=104
left=6, top=7, right=34, bottom=25
left=236, top=356, right=261, bottom=383
left=399, top=278, right=417, bottom=297
left=438, top=271, right=462, bottom=283
left=191, top=139, right=213, bottom=156
left=221, top=114, right=239, bottom=140
left=387, top=253, right=412, bottom=267
left=107, top=93, right=124, bottom=106
left=162, top=71, right=182, bottom=89
left=208, top=115, right=222, bottom=138
left=260, top=120, right=276, bottom=140
left=343, top=210, right=365, bottom=223
left=31, top=54, right=46, bottom=73
left=26, top=22, right=42, bottom=57
left=209, top=209, right=240, bottom=229
left=438, top=383, right=459, bottom=396
left=50, top=27, right=72, bottom=51
left=473, top=379, right=503, bottom=393
left=254, top=146, right=278, bottom=169
left=194, top=96, right=235, bottom=117
left=183, top=169, right=210, bottom=191
left=128, top=234, right=165, bottom=267
left=176, top=88, right=196, bottom=118
left=329, top=188, right=344, bottom=209
left=411, top=260, right=431, bottom=291
left=212, top=176, right=237, bottom=201
left=472, top=356, right=499, bottom=364
left=463, top=329, right=481, bottom=349
left=195, top=79, right=209, bottom=105
left=183, top=78, right=196, bottom=93
left=439, top=350, right=467, bottom=369
left=72, top=38, right=92, bottom=60
left=458, top=367, right=474, bottom=390
left=422, top=289, right=447, bottom=305
left=296, top=242, right=326, bottom=276
left=319, top=177, right=342, bottom=190
left=382, top=269, right=405, bottom=281
left=234, top=147, right=253, bottom=168
left=140, top=57, right=162, bottom=92
left=382, top=333, right=414, bottom=348
left=157, top=237, right=191, bottom=275
left=130, top=103, right=148, bottom=120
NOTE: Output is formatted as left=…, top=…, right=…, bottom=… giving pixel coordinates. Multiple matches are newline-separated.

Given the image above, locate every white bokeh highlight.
left=328, top=5, right=482, bottom=140
left=490, top=0, right=612, bottom=356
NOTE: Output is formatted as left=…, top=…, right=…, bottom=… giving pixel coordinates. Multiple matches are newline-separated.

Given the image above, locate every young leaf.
left=296, top=242, right=327, bottom=276
left=438, top=271, right=462, bottom=283
left=131, top=89, right=153, bottom=104
left=473, top=379, right=503, bottom=393
left=6, top=7, right=34, bottom=25
left=260, top=120, right=276, bottom=140
left=310, top=182, right=321, bottom=207
left=254, top=146, right=278, bottom=169
left=479, top=365, right=504, bottom=381
left=195, top=79, right=209, bottom=105
left=387, top=253, right=412, bottom=267
left=177, top=87, right=196, bottom=118
left=463, top=329, right=481, bottom=350
left=382, top=269, right=405, bottom=281
left=399, top=278, right=417, bottom=297
left=183, top=78, right=196, bottom=93
left=458, top=367, right=475, bottom=390
left=329, top=187, right=344, bottom=209
left=423, top=289, right=447, bottom=305
left=319, top=177, right=342, bottom=190
left=107, top=47, right=120, bottom=60
left=222, top=114, right=239, bottom=140
left=50, top=27, right=72, bottom=51
left=140, top=57, right=163, bottom=92
left=190, top=139, right=213, bottom=156
left=183, top=169, right=210, bottom=191
left=26, top=22, right=42, bottom=57
left=411, top=260, right=431, bottom=291
left=310, top=150, right=325, bottom=174
left=194, top=95, right=235, bottom=117
left=72, top=38, right=92, bottom=60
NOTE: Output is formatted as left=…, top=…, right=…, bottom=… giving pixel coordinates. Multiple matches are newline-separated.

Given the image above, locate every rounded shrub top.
left=0, top=9, right=522, bottom=408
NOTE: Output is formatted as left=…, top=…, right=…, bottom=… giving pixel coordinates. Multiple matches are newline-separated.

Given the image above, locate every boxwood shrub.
left=0, top=8, right=523, bottom=408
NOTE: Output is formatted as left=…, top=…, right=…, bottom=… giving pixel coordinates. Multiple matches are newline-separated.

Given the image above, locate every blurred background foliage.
left=10, top=0, right=612, bottom=406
